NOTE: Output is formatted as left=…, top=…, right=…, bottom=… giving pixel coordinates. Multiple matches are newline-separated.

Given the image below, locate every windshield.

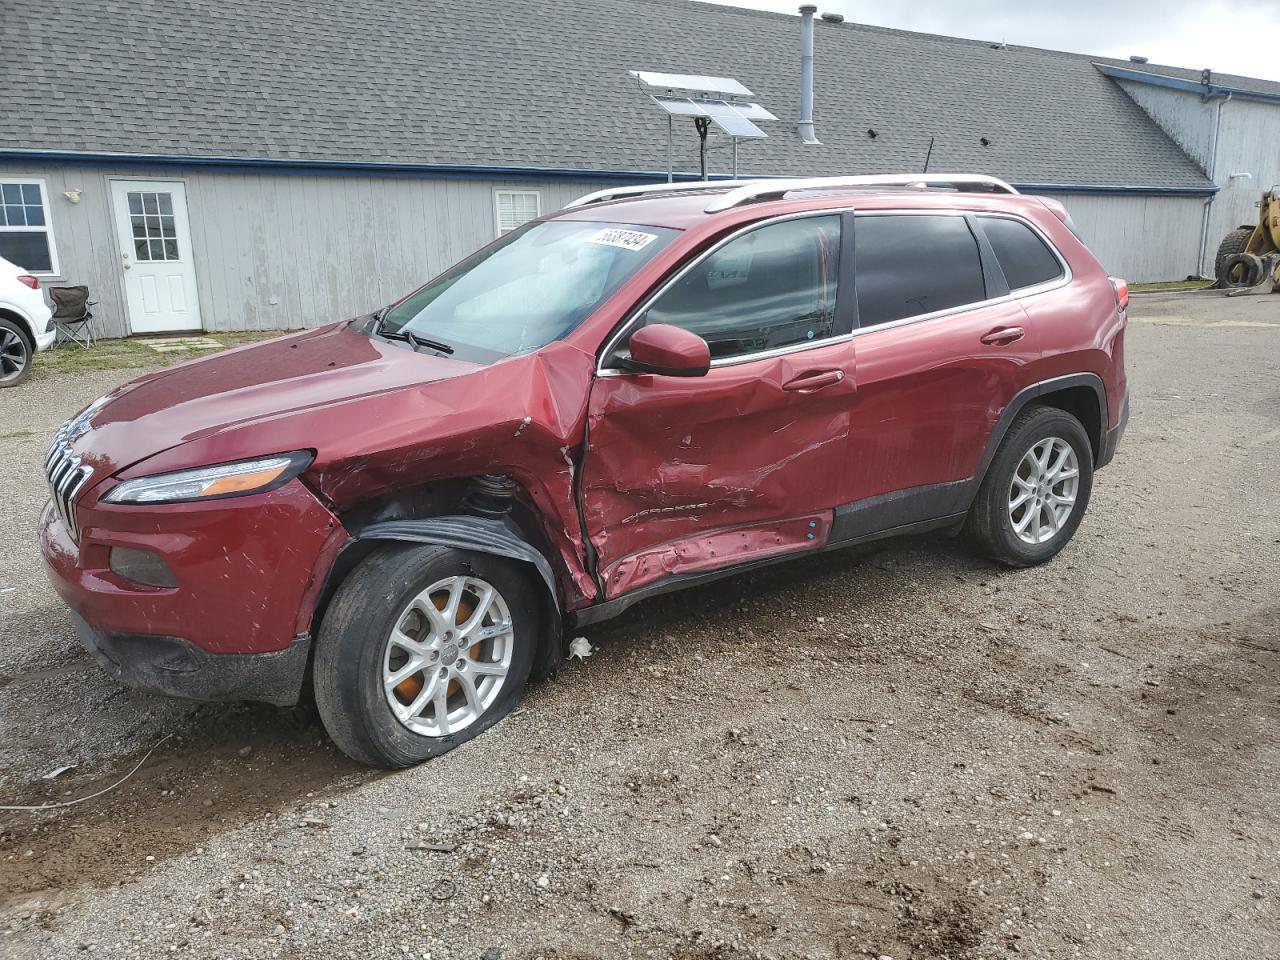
left=379, top=220, right=679, bottom=358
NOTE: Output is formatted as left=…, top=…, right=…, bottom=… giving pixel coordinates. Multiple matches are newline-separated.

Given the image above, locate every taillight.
left=1109, top=277, right=1129, bottom=311
left=17, top=275, right=39, bottom=290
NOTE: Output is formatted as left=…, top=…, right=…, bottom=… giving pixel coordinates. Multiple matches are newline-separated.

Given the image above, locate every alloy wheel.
left=1008, top=436, right=1079, bottom=545
left=382, top=576, right=514, bottom=737
left=0, top=328, right=28, bottom=384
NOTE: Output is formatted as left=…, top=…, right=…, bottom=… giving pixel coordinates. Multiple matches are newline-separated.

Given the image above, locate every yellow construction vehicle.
left=1215, top=189, right=1280, bottom=292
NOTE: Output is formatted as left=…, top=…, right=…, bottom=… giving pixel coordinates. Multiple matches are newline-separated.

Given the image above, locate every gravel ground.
left=1, top=289, right=1277, bottom=959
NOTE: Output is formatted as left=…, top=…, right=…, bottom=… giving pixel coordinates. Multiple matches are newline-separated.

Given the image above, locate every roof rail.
left=703, top=174, right=1020, bottom=212
left=564, top=179, right=764, bottom=209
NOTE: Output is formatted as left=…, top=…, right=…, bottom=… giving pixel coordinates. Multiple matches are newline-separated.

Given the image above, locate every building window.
left=0, top=179, right=58, bottom=275
left=495, top=190, right=541, bottom=236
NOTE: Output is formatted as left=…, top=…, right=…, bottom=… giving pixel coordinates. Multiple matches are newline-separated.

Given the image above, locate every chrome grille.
left=46, top=423, right=94, bottom=542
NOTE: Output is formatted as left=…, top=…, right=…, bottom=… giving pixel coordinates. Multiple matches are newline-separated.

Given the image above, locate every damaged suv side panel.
left=39, top=181, right=1129, bottom=768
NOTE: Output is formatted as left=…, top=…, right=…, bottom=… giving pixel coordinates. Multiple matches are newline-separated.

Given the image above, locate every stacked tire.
left=1214, top=226, right=1259, bottom=288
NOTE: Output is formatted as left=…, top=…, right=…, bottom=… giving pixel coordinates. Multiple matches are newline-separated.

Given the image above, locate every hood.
left=72, top=322, right=479, bottom=477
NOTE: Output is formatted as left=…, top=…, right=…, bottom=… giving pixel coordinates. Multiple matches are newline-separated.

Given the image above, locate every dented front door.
left=580, top=342, right=857, bottom=598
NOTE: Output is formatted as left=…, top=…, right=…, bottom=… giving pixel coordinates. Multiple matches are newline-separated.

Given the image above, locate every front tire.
left=313, top=544, right=537, bottom=768
left=0, top=318, right=33, bottom=388
left=964, top=405, right=1094, bottom=567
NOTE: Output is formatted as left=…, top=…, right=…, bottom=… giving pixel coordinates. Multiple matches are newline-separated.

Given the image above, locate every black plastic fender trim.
left=973, top=373, right=1109, bottom=485
left=354, top=516, right=564, bottom=679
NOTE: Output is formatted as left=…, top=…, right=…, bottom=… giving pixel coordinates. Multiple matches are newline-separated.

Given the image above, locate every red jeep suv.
left=40, top=175, right=1128, bottom=767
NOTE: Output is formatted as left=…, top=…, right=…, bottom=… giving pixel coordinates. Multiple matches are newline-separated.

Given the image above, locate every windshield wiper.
left=382, top=328, right=455, bottom=355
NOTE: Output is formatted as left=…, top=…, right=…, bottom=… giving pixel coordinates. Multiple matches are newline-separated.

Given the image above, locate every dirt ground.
left=0, top=289, right=1277, bottom=959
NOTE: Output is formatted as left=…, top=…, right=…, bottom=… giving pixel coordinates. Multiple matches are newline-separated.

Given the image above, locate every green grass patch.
left=31, top=331, right=286, bottom=381
left=1130, top=279, right=1216, bottom=293
left=0, top=430, right=36, bottom=440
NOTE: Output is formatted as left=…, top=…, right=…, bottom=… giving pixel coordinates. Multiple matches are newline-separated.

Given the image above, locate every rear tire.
left=964, top=405, right=1094, bottom=567
left=313, top=544, right=538, bottom=768
left=0, top=318, right=32, bottom=388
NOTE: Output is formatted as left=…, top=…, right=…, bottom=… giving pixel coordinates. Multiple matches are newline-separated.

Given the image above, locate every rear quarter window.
left=980, top=216, right=1065, bottom=290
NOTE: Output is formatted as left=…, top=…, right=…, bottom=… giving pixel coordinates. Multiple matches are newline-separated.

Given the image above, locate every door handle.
left=782, top=369, right=845, bottom=392
left=980, top=326, right=1025, bottom=345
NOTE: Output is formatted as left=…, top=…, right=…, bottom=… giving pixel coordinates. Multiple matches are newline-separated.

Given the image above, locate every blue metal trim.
left=0, top=149, right=749, bottom=185
left=1016, top=182, right=1218, bottom=197
left=0, top=148, right=1218, bottom=195
left=1096, top=63, right=1280, bottom=105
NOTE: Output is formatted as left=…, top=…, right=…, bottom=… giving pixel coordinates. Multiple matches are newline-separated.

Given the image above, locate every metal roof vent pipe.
left=798, top=4, right=821, bottom=144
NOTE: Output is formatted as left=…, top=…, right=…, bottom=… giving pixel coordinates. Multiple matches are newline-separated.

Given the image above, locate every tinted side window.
left=641, top=215, right=841, bottom=360
left=854, top=215, right=986, bottom=327
left=981, top=216, right=1064, bottom=290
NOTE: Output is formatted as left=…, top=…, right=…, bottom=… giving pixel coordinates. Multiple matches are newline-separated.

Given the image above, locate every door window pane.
left=642, top=215, right=842, bottom=360
left=981, top=216, right=1064, bottom=290
left=127, top=192, right=180, bottom=261
left=854, top=215, right=986, bottom=327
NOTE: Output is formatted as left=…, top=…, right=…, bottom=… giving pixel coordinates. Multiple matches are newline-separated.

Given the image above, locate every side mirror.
left=621, top=323, right=710, bottom=377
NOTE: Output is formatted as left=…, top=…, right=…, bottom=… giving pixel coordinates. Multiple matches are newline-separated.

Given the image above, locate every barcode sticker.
left=588, top=228, right=659, bottom=251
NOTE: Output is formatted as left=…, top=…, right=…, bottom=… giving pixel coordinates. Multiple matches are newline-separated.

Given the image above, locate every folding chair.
left=48, top=286, right=97, bottom=348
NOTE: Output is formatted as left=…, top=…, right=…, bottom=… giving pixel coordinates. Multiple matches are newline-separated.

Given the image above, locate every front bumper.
left=39, top=479, right=348, bottom=706
left=70, top=611, right=311, bottom=706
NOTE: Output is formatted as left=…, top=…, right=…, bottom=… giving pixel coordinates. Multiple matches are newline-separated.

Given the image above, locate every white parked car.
left=0, top=254, right=55, bottom=387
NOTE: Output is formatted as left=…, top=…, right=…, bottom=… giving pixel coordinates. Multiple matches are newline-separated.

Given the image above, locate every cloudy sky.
left=698, top=0, right=1280, bottom=81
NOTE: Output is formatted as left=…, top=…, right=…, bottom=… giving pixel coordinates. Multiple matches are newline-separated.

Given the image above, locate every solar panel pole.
left=667, top=115, right=674, bottom=183
left=695, top=116, right=711, bottom=180
left=732, top=138, right=739, bottom=179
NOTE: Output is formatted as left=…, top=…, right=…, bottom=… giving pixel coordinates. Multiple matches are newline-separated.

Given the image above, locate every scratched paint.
left=603, top=512, right=832, bottom=597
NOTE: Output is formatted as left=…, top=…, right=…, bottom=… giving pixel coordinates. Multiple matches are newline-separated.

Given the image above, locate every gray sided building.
left=3, top=0, right=1278, bottom=339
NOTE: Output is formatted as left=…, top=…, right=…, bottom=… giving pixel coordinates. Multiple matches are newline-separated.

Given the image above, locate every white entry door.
left=110, top=180, right=202, bottom=333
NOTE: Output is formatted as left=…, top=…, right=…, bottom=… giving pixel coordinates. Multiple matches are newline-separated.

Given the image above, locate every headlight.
left=102, top=452, right=313, bottom=505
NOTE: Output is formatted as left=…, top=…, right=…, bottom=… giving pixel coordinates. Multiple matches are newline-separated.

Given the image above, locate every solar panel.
left=630, top=71, right=753, bottom=98
left=651, top=96, right=709, bottom=117
left=691, top=99, right=768, bottom=139
left=731, top=102, right=778, bottom=121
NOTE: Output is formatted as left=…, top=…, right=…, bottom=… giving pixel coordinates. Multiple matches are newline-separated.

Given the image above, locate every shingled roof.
left=3, top=0, right=1222, bottom=189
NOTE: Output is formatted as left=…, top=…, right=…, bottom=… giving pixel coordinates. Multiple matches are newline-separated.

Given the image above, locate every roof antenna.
left=922, top=136, right=935, bottom=173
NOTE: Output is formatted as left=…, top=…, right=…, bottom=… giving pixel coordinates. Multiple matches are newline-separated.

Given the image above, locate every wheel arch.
left=306, top=478, right=568, bottom=682
left=970, top=374, right=1107, bottom=503
left=0, top=307, right=36, bottom=348
left=1036, top=383, right=1104, bottom=463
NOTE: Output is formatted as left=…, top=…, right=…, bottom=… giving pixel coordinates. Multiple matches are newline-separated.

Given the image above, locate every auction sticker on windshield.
left=589, top=228, right=659, bottom=251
